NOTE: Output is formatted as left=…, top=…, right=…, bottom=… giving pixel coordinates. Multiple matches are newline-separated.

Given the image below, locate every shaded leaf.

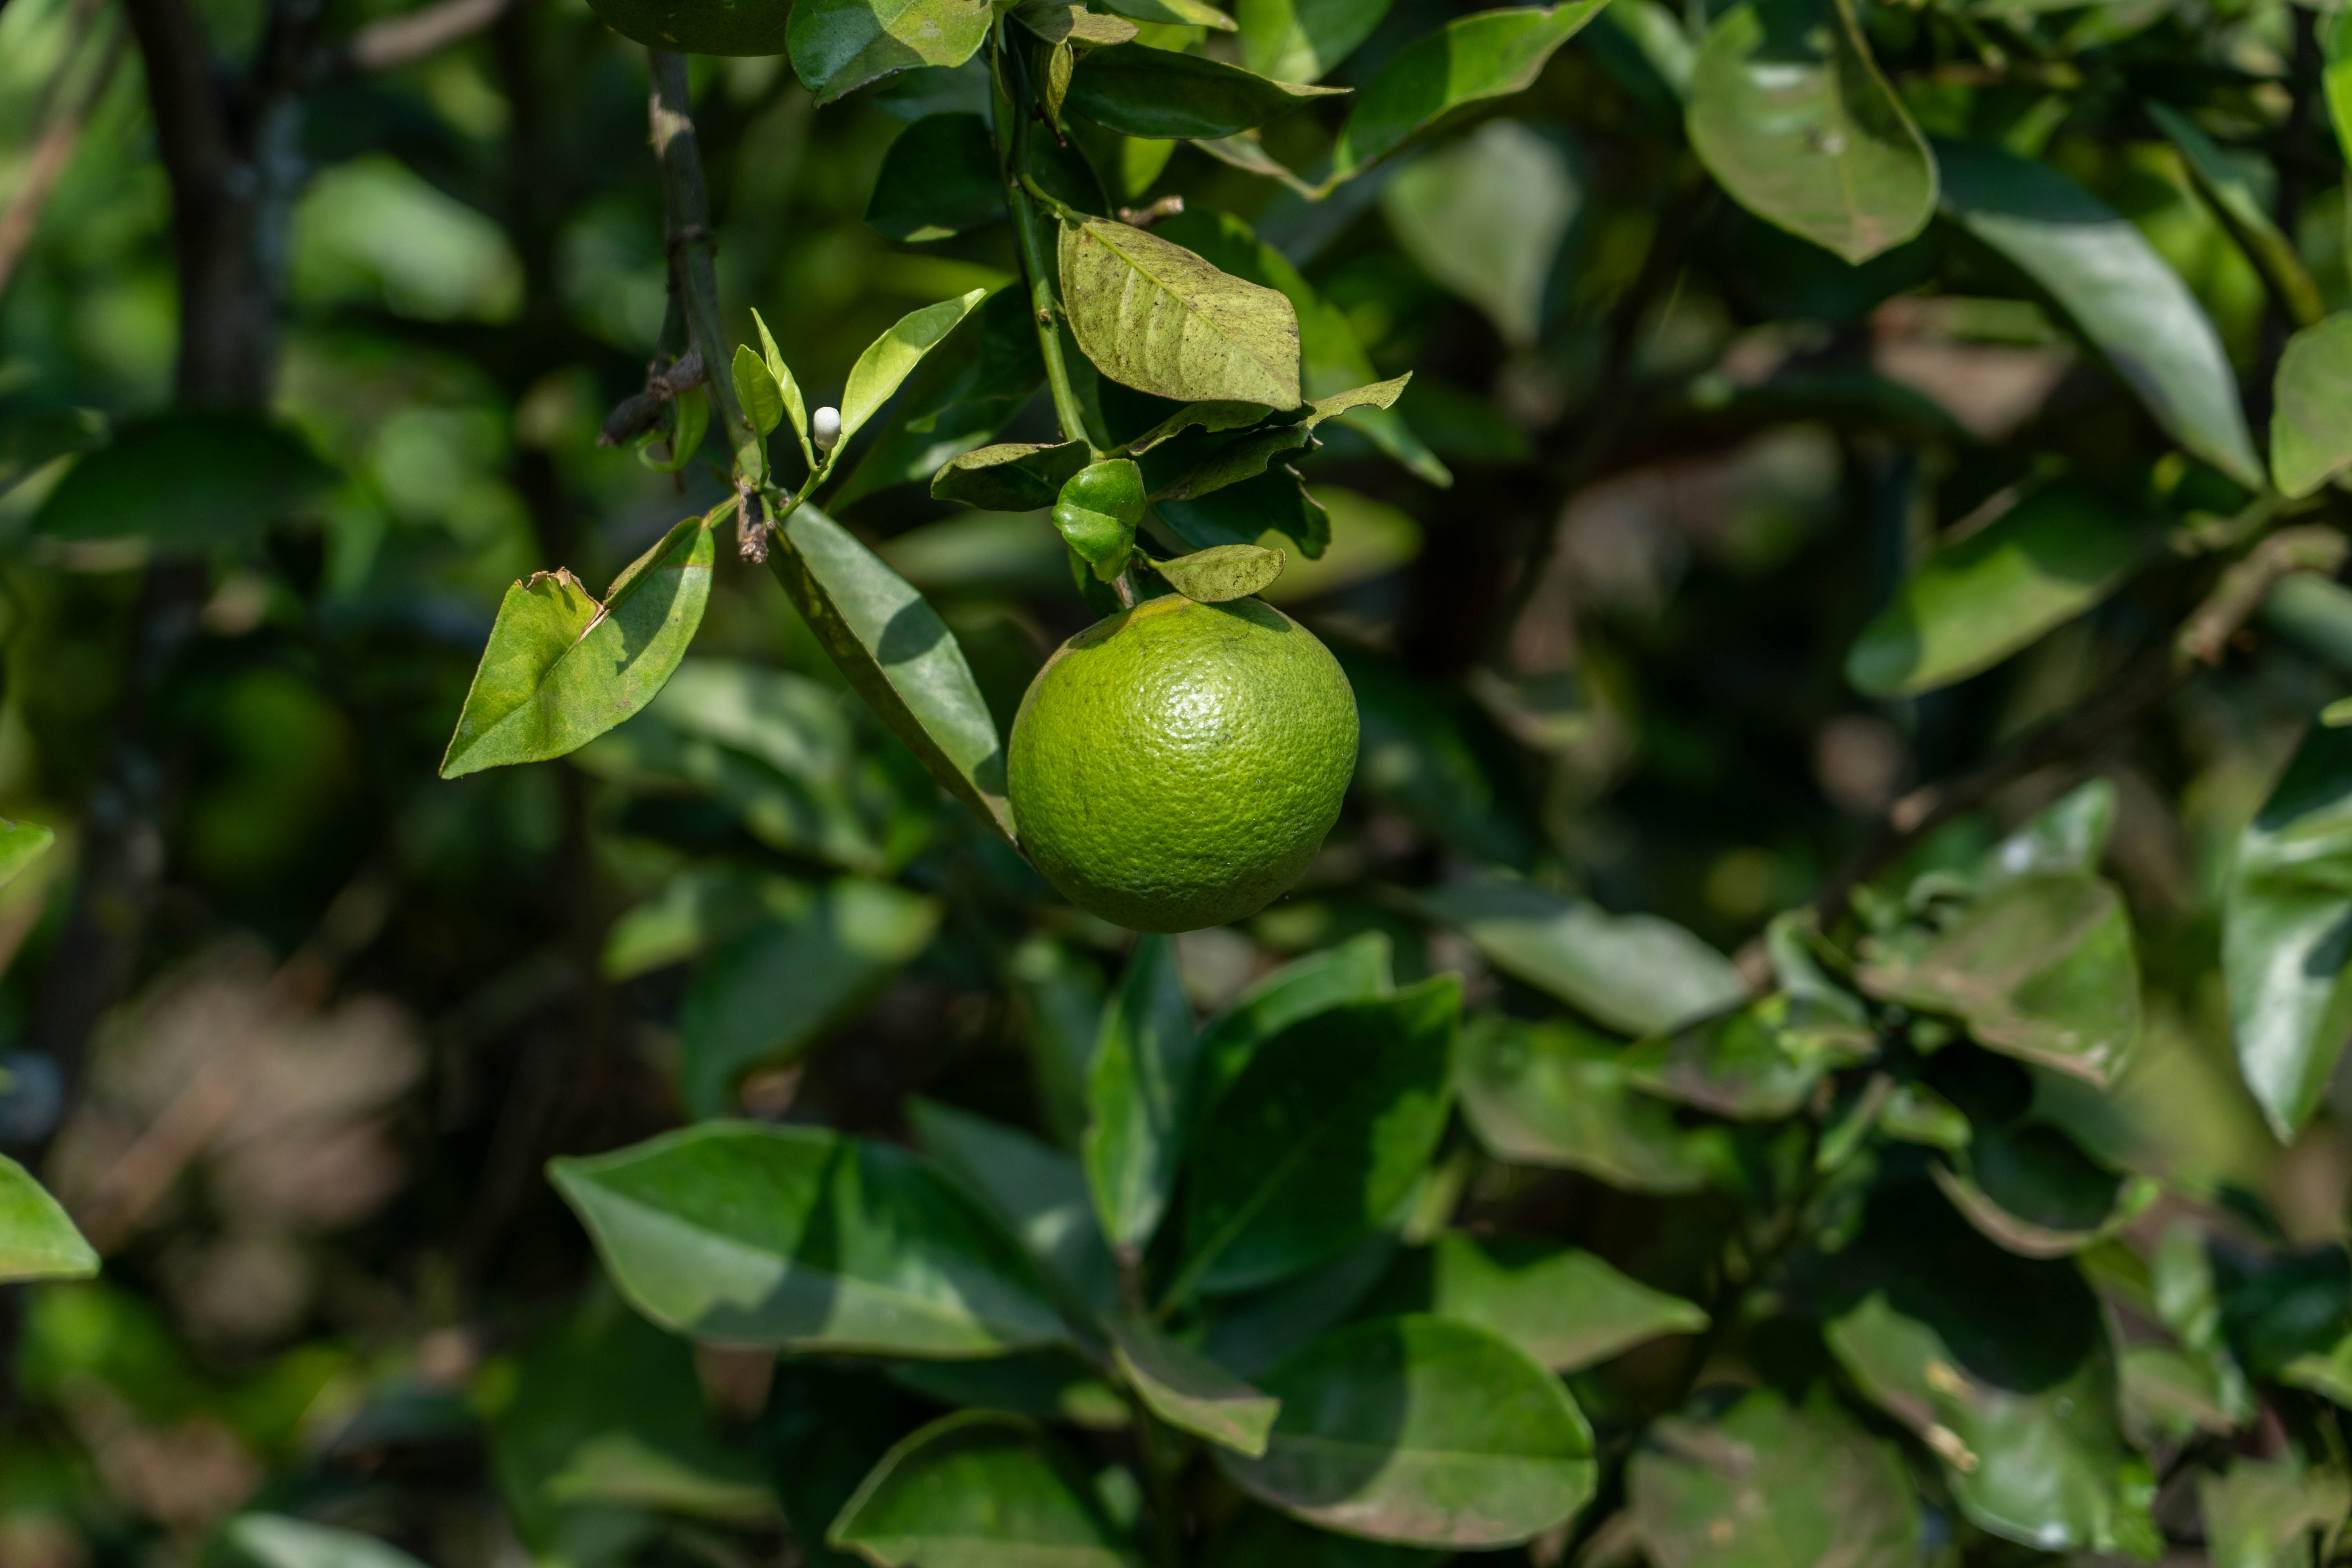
left=842, top=289, right=991, bottom=443
left=907, top=1097, right=1120, bottom=1315
left=1203, top=1232, right=1403, bottom=1380
left=1218, top=1315, right=1596, bottom=1549
left=1936, top=138, right=2262, bottom=488
left=1107, top=1313, right=1280, bottom=1456
left=1621, top=989, right=1875, bottom=1120
left=550, top=1123, right=1067, bottom=1356
left=2270, top=313, right=2352, bottom=498
left=1845, top=486, right=2150, bottom=698
left=441, top=516, right=715, bottom=778
left=1009, top=936, right=1108, bottom=1149
left=1158, top=543, right=1284, bottom=602
left=1382, top=121, right=1577, bottom=345
left=788, top=0, right=993, bottom=103
left=888, top=1349, right=1131, bottom=1429
left=0, top=1154, right=97, bottom=1282
left=1363, top=1232, right=1708, bottom=1372
left=1195, top=931, right=1394, bottom=1111
left=1331, top=1, right=1613, bottom=179
left=1930, top=1122, right=2159, bottom=1258
left=34, top=409, right=339, bottom=549
left=933, top=440, right=1094, bottom=511
left=1238, top=0, right=1391, bottom=82
left=2150, top=102, right=2323, bottom=331
left=1206, top=1506, right=1439, bottom=1568
left=1085, top=934, right=1198, bottom=1255
left=1457, top=1015, right=1730, bottom=1194
left=1157, top=461, right=1330, bottom=561
left=1687, top=0, right=1935, bottom=264
left=867, top=114, right=1004, bottom=241
left=1060, top=218, right=1303, bottom=408
left=1065, top=44, right=1341, bottom=141
left=0, top=406, right=104, bottom=498
left=829, top=1412, right=1141, bottom=1568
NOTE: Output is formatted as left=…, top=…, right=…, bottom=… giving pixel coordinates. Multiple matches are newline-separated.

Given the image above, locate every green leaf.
left=0, top=1155, right=96, bottom=1282
left=1620, top=989, right=1874, bottom=1120
left=1218, top=1315, right=1596, bottom=1549
left=226, top=1516, right=430, bottom=1568
left=1686, top=0, right=1934, bottom=264
left=1060, top=218, right=1303, bottom=408
left=733, top=343, right=785, bottom=439
left=679, top=878, right=940, bottom=1118
left=1628, top=1391, right=1920, bottom=1568
left=867, top=113, right=1005, bottom=242
left=1330, top=1, right=1613, bottom=180
left=1084, top=934, right=1198, bottom=1254
left=1238, top=0, right=1390, bottom=82
left=1196, top=931, right=1394, bottom=1111
left=1056, top=459, right=1145, bottom=573
left=1157, top=461, right=1330, bottom=561
left=1363, top=1232, right=1708, bottom=1372
left=1107, top=1313, right=1280, bottom=1456
left=2149, top=102, right=2323, bottom=331
left=0, top=405, right=104, bottom=498
left=908, top=1097, right=1119, bottom=1316
left=2223, top=722, right=2352, bottom=1140
left=2269, top=314, right=2352, bottom=497
left=1179, top=978, right=1459, bottom=1299
left=1009, top=936, right=1108, bottom=1150
left=1065, top=44, right=1342, bottom=140
left=1157, top=544, right=1285, bottom=603
left=2199, top=1455, right=2352, bottom=1568
left=0, top=819, right=55, bottom=891
left=1096, top=0, right=1236, bottom=29
left=1824, top=1186, right=2160, bottom=1557
left=1982, top=777, right=2116, bottom=887
left=933, top=441, right=1095, bottom=510
left=1018, top=4, right=1143, bottom=46
left=440, top=515, right=716, bottom=779
left=1206, top=1506, right=1440, bottom=1568
left=601, top=864, right=807, bottom=980
left=583, top=0, right=793, bottom=54
left=1421, top=876, right=1746, bottom=1037
left=1381, top=120, right=1577, bottom=345
left=1936, top=139, right=2262, bottom=488
left=1202, top=1232, right=1403, bottom=1380
left=1930, top=1122, right=2159, bottom=1258
left=788, top=0, right=993, bottom=103
left=638, top=386, right=710, bottom=474
left=888, top=1349, right=1131, bottom=1429
left=550, top=1122, right=1068, bottom=1356
left=754, top=307, right=818, bottom=473
left=1845, top=486, right=2150, bottom=698
left=33, top=409, right=339, bottom=549
left=829, top=1411, right=1142, bottom=1568
left=1457, top=1016, right=1730, bottom=1194
left=1859, top=871, right=2141, bottom=1085
left=767, top=503, right=1013, bottom=842
left=842, top=289, right=991, bottom=444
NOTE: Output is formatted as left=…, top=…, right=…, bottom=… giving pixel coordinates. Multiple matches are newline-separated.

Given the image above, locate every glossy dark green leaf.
left=1457, top=1015, right=1729, bottom=1193
left=1930, top=1122, right=2158, bottom=1258
left=1629, top=1391, right=1920, bottom=1568
left=1330, top=1, right=1612, bottom=179
left=1845, top=486, right=2150, bottom=698
left=550, top=1123, right=1067, bottom=1356
left=1860, top=872, right=2140, bottom=1085
left=0, top=819, right=55, bottom=891
left=829, top=1412, right=1141, bottom=1568
left=867, top=114, right=1004, bottom=241
left=0, top=1155, right=96, bottom=1283
left=1205, top=1506, right=1439, bottom=1568
left=1823, top=1185, right=2158, bottom=1557
left=1422, top=877, right=1746, bottom=1036
left=907, top=1097, right=1119, bottom=1315
left=0, top=406, right=103, bottom=497
left=1195, top=931, right=1393, bottom=1111
left=1056, top=460, right=1145, bottom=573
left=226, top=1515, right=429, bottom=1568
left=767, top=503, right=1014, bottom=841
left=1237, top=0, right=1390, bottom=82
left=1179, top=978, right=1460, bottom=1298
left=1936, top=139, right=2261, bottom=488
left=441, top=516, right=716, bottom=778
left=1621, top=989, right=1875, bottom=1120
left=1158, top=544, right=1285, bottom=603
left=2200, top=1456, right=2352, bottom=1568
left=933, top=440, right=1094, bottom=510
left=33, top=409, right=338, bottom=548
left=1060, top=217, right=1303, bottom=408
left=1364, top=1233, right=1707, bottom=1372
left=1107, top=1313, right=1280, bottom=1456
left=842, top=289, right=991, bottom=443
left=1065, top=45, right=1342, bottom=141
left=1085, top=935, right=1197, bottom=1254
left=1687, top=0, right=1934, bottom=264
left=679, top=878, right=940, bottom=1117
left=788, top=0, right=993, bottom=103
left=2223, top=722, right=2352, bottom=1140
left=1219, top=1315, right=1596, bottom=1548
left=2269, top=314, right=2352, bottom=498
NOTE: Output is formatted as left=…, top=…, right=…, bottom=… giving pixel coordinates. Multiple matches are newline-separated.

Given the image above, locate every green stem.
left=989, top=27, right=1099, bottom=457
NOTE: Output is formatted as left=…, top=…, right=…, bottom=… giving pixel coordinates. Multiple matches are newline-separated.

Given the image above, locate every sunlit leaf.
left=1330, top=1, right=1613, bottom=179
left=1065, top=45, right=1341, bottom=140
left=1237, top=0, right=1390, bottom=82
left=227, top=1515, right=431, bottom=1568
left=1096, top=0, right=1236, bottom=28
left=0, top=1155, right=96, bottom=1282
left=1621, top=989, right=1874, bottom=1120
left=1363, top=1232, right=1708, bottom=1372
left=1156, top=543, right=1284, bottom=602
left=842, top=289, right=991, bottom=443
left=1196, top=933, right=1392, bottom=1108
left=788, top=0, right=993, bottom=103
left=1059, top=218, right=1303, bottom=407
left=0, top=820, right=55, bottom=891
left=1107, top=1313, right=1280, bottom=1456
left=829, top=1412, right=1142, bottom=1568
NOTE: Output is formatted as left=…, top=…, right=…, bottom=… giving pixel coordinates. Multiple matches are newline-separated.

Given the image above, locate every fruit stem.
left=989, top=25, right=1102, bottom=459
left=1111, top=568, right=1137, bottom=609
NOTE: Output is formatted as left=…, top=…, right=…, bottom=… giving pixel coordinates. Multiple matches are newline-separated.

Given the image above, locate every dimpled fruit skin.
left=1009, top=595, right=1358, bottom=933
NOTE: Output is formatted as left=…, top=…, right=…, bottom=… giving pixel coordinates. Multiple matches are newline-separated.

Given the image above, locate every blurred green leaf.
left=1218, top=1315, right=1595, bottom=1548
left=1936, top=139, right=2262, bottom=488
left=0, top=819, right=55, bottom=890
left=227, top=1516, right=430, bottom=1568
left=934, top=440, right=1094, bottom=510
left=1382, top=120, right=1578, bottom=346
left=1060, top=217, right=1303, bottom=407
left=550, top=1123, right=1068, bottom=1355
left=2269, top=314, right=2352, bottom=498
left=0, top=1155, right=96, bottom=1283
left=1206, top=1506, right=1439, bottom=1568
left=1687, top=0, right=1934, bottom=264
left=1066, top=45, right=1342, bottom=140
left=2149, top=102, right=2323, bottom=331
left=1424, top=877, right=1746, bottom=1037
left=1158, top=543, right=1285, bottom=602
left=440, top=515, right=715, bottom=779
left=1011, top=936, right=1110, bottom=1149
left=1929, top=1122, right=2159, bottom=1258
left=1097, top=0, right=1236, bottom=28
left=1628, top=1391, right=1920, bottom=1568
left=1981, top=778, right=2116, bottom=887
left=1180, top=978, right=1459, bottom=1298
left=789, top=0, right=994, bottom=103
left=1859, top=872, right=2141, bottom=1085
left=1196, top=933, right=1393, bottom=1109
left=582, top=0, right=792, bottom=53
left=842, top=289, right=992, bottom=443
left=910, top=1096, right=1120, bottom=1315
left=1107, top=1312, right=1280, bottom=1455
left=0, top=406, right=104, bottom=498
left=638, top=386, right=710, bottom=473
left=888, top=1348, right=1132, bottom=1428
left=1203, top=1232, right=1403, bottom=1379
left=1330, top=1, right=1613, bottom=179
left=1085, top=934, right=1198, bottom=1254
left=1457, top=1016, right=1730, bottom=1193
left=1237, top=0, right=1390, bottom=82
left=679, top=877, right=940, bottom=1117
left=830, top=1411, right=1141, bottom=1567
left=2223, top=722, right=2352, bottom=1140
left=1845, top=486, right=2150, bottom=698
left=601, top=864, right=806, bottom=980
left=1363, top=1232, right=1708, bottom=1372
left=2199, top=1455, right=2352, bottom=1568
left=867, top=114, right=1005, bottom=241
left=34, top=410, right=338, bottom=548
left=1622, top=989, right=1875, bottom=1119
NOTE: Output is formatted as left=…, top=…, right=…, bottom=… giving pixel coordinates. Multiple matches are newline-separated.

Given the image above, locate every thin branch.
left=339, top=0, right=513, bottom=73
left=0, top=17, right=127, bottom=296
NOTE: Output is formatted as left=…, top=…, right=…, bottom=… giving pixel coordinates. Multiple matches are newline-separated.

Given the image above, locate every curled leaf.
left=1156, top=543, right=1285, bottom=603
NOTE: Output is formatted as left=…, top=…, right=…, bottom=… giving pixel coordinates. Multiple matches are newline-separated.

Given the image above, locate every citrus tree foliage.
left=3, top=0, right=2352, bottom=1563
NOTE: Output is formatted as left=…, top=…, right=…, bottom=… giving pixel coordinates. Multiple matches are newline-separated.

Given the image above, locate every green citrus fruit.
left=586, top=0, right=789, bottom=56
left=1009, top=593, right=1358, bottom=933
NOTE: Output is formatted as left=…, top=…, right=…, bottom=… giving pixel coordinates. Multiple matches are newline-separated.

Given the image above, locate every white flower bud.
left=812, top=405, right=842, bottom=452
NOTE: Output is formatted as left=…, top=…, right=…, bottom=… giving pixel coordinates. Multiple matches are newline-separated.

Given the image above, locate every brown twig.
left=596, top=346, right=706, bottom=447
left=0, top=11, right=126, bottom=297
left=336, top=0, right=514, bottom=73
left=1117, top=194, right=1185, bottom=229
